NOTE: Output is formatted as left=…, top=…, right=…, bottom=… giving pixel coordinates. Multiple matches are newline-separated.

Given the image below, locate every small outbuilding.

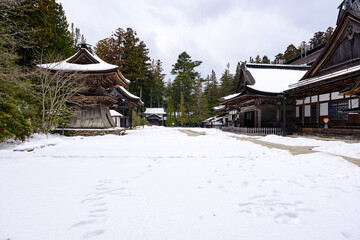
left=144, top=108, right=166, bottom=126
left=110, top=110, right=123, bottom=128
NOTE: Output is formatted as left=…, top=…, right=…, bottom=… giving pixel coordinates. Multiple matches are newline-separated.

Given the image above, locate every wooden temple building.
left=219, top=63, right=309, bottom=130
left=38, top=43, right=143, bottom=129
left=215, top=0, right=360, bottom=137
left=286, top=2, right=360, bottom=135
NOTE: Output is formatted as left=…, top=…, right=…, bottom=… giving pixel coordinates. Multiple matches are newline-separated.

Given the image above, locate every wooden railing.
left=222, top=126, right=283, bottom=135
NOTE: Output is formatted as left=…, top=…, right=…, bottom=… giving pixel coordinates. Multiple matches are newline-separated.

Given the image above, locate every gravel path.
left=178, top=129, right=360, bottom=167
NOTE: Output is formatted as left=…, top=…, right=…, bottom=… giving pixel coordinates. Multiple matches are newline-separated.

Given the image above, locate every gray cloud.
left=59, top=0, right=341, bottom=80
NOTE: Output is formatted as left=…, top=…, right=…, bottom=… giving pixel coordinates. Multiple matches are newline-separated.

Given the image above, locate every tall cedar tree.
left=0, top=0, right=75, bottom=140
left=278, top=27, right=333, bottom=63
left=10, top=0, right=75, bottom=65
left=170, top=52, right=202, bottom=116
left=204, top=70, right=221, bottom=115
left=95, top=28, right=155, bottom=107
left=165, top=81, right=176, bottom=126
left=233, top=62, right=242, bottom=92
left=220, top=64, right=235, bottom=97
left=188, top=77, right=209, bottom=126
left=149, top=59, right=166, bottom=108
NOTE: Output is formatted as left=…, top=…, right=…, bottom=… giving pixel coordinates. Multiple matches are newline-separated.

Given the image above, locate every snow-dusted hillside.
left=1, top=127, right=360, bottom=240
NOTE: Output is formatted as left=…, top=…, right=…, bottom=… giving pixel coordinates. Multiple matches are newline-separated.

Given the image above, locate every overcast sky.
left=59, top=0, right=341, bottom=81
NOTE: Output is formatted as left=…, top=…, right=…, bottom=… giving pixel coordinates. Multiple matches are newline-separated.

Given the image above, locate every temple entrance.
left=244, top=111, right=255, bottom=127
left=147, top=114, right=163, bottom=126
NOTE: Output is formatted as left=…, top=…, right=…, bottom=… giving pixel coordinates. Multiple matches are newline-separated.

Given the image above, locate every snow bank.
left=260, top=134, right=360, bottom=159
left=0, top=127, right=360, bottom=240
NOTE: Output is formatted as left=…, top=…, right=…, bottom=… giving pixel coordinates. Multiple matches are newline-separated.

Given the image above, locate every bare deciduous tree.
left=35, top=64, right=89, bottom=134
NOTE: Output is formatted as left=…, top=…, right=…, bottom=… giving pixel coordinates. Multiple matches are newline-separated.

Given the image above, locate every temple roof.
left=338, top=0, right=360, bottom=24
left=213, top=105, right=226, bottom=112
left=289, top=64, right=360, bottom=89
left=38, top=46, right=131, bottom=86
left=245, top=64, right=308, bottom=93
left=144, top=108, right=166, bottom=115
left=220, top=63, right=308, bottom=104
left=110, top=86, right=144, bottom=107
left=38, top=48, right=120, bottom=72
left=118, top=86, right=142, bottom=102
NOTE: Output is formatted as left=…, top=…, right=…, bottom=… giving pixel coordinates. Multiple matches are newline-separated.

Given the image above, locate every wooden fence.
left=222, top=126, right=283, bottom=135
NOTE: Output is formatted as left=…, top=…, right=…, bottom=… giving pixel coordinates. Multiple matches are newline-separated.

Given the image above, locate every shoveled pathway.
left=179, top=129, right=360, bottom=167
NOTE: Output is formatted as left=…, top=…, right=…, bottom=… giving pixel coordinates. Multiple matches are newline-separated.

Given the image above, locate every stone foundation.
left=301, top=127, right=360, bottom=140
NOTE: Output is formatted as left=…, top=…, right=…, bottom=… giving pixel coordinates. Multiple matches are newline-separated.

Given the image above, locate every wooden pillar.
left=129, top=107, right=133, bottom=128
left=277, top=105, right=281, bottom=128
left=257, top=108, right=262, bottom=128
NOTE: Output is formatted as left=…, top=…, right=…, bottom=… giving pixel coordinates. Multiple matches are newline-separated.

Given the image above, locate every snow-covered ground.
left=1, top=127, right=360, bottom=240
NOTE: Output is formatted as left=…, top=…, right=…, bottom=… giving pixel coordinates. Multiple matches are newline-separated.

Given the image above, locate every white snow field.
left=1, top=127, right=360, bottom=240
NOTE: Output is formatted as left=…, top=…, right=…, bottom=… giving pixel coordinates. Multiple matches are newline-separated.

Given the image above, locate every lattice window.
left=329, top=100, right=349, bottom=121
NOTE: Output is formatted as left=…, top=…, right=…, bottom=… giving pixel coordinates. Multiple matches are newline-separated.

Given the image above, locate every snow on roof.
left=214, top=105, right=226, bottom=111
left=37, top=48, right=120, bottom=72
left=110, top=110, right=123, bottom=117
left=222, top=93, right=241, bottom=101
left=119, top=86, right=141, bottom=100
left=246, top=63, right=309, bottom=69
left=247, top=66, right=308, bottom=93
left=144, top=108, right=166, bottom=115
left=289, top=64, right=360, bottom=89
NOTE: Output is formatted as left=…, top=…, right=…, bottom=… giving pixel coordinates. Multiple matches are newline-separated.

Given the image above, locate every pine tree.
left=261, top=55, right=271, bottom=64
left=322, top=27, right=334, bottom=44
left=283, top=44, right=300, bottom=62
left=255, top=55, right=261, bottom=63
left=310, top=31, right=325, bottom=47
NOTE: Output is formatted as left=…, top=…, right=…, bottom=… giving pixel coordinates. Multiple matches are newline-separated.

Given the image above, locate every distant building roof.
left=144, top=108, right=166, bottom=115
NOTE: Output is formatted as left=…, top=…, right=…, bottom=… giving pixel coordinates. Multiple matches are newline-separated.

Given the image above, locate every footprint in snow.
left=80, top=197, right=105, bottom=204
left=274, top=212, right=300, bottom=224
left=70, top=219, right=97, bottom=229
left=82, top=229, right=105, bottom=239
left=92, top=202, right=106, bottom=207
left=89, top=208, right=107, bottom=213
